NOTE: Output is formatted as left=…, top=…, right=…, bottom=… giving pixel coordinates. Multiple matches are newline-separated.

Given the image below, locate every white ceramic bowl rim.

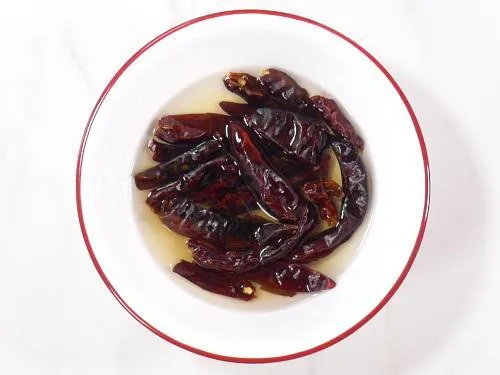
left=76, top=9, right=430, bottom=364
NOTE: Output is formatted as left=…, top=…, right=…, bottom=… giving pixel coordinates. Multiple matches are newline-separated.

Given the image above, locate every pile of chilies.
left=134, top=69, right=368, bottom=300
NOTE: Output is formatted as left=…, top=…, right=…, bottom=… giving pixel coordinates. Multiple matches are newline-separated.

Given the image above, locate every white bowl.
left=77, top=10, right=430, bottom=363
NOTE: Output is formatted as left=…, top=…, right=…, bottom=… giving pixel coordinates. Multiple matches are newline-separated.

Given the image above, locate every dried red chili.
left=188, top=217, right=304, bottom=273
left=310, top=95, right=364, bottom=150
left=134, top=139, right=222, bottom=190
left=219, top=101, right=257, bottom=117
left=289, top=138, right=368, bottom=262
left=148, top=139, right=195, bottom=163
left=210, top=187, right=258, bottom=215
left=248, top=261, right=335, bottom=293
left=158, top=197, right=261, bottom=249
left=188, top=239, right=261, bottom=274
left=154, top=113, right=230, bottom=143
left=303, top=180, right=344, bottom=226
left=244, top=108, right=330, bottom=165
left=146, top=156, right=231, bottom=213
left=226, top=121, right=300, bottom=222
left=173, top=260, right=256, bottom=300
left=259, top=68, right=311, bottom=112
left=223, top=73, right=279, bottom=107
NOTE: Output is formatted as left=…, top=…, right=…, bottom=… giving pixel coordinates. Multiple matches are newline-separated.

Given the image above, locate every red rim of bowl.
left=76, top=9, right=431, bottom=364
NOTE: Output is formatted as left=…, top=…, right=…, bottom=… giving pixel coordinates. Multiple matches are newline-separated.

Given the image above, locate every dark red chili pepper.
left=154, top=113, right=230, bottom=144
left=289, top=138, right=369, bottom=262
left=190, top=167, right=239, bottom=199
left=158, top=197, right=261, bottom=249
left=221, top=203, right=317, bottom=271
left=226, top=121, right=300, bottom=222
left=258, top=202, right=318, bottom=262
left=188, top=239, right=261, bottom=274
left=290, top=210, right=362, bottom=263
left=188, top=161, right=259, bottom=215
left=303, top=180, right=344, bottom=226
left=219, top=101, right=257, bottom=117
left=331, top=138, right=368, bottom=219
left=210, top=187, right=258, bottom=216
left=146, top=156, right=231, bottom=213
left=254, top=222, right=299, bottom=250
left=284, top=153, right=332, bottom=188
left=159, top=194, right=293, bottom=250
left=148, top=139, right=195, bottom=163
left=267, top=152, right=310, bottom=175
left=173, top=260, right=256, bottom=300
left=266, top=153, right=320, bottom=188
left=259, top=68, right=311, bottom=112
left=304, top=180, right=344, bottom=201
left=188, top=218, right=302, bottom=273
left=192, top=187, right=257, bottom=216
left=248, top=261, right=335, bottom=294
left=310, top=95, right=364, bottom=150
left=318, top=200, right=339, bottom=227
left=223, top=72, right=279, bottom=107
left=134, top=139, right=222, bottom=190
left=296, top=202, right=320, bottom=239
left=259, top=284, right=296, bottom=297
left=257, top=223, right=301, bottom=263
left=190, top=176, right=240, bottom=203
left=244, top=108, right=330, bottom=165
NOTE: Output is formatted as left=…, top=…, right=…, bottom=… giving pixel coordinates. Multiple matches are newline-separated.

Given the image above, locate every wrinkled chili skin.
left=146, top=156, right=231, bottom=213
left=173, top=260, right=256, bottom=300
left=303, top=180, right=344, bottom=201
left=254, top=222, right=298, bottom=248
left=223, top=73, right=279, bottom=108
left=298, top=202, right=320, bottom=239
left=257, top=221, right=301, bottom=263
left=244, top=108, right=330, bottom=165
left=210, top=187, right=258, bottom=215
left=289, top=138, right=369, bottom=262
left=190, top=175, right=240, bottom=203
left=247, top=261, right=335, bottom=293
left=188, top=219, right=302, bottom=273
left=158, top=197, right=261, bottom=249
left=269, top=153, right=331, bottom=188
left=154, top=113, right=230, bottom=143
left=303, top=180, right=344, bottom=226
left=192, top=186, right=258, bottom=216
left=319, top=200, right=340, bottom=227
left=188, top=161, right=259, bottom=215
left=188, top=239, right=261, bottom=274
left=331, top=138, right=368, bottom=219
left=257, top=202, right=318, bottom=263
left=290, top=211, right=362, bottom=263
left=267, top=153, right=308, bottom=176
left=310, top=95, right=364, bottom=150
left=134, top=139, right=222, bottom=190
left=148, top=139, right=194, bottom=163
left=259, top=69, right=311, bottom=112
left=226, top=121, right=300, bottom=222
left=219, top=101, right=257, bottom=118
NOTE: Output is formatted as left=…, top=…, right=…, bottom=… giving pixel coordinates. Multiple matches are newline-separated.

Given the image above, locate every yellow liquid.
left=132, top=71, right=371, bottom=310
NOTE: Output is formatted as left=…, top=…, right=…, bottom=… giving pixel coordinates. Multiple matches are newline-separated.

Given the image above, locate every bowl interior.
left=131, top=69, right=372, bottom=312
left=79, top=12, right=427, bottom=359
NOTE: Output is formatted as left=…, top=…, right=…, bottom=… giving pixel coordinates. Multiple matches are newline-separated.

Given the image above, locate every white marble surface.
left=1, top=0, right=500, bottom=373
